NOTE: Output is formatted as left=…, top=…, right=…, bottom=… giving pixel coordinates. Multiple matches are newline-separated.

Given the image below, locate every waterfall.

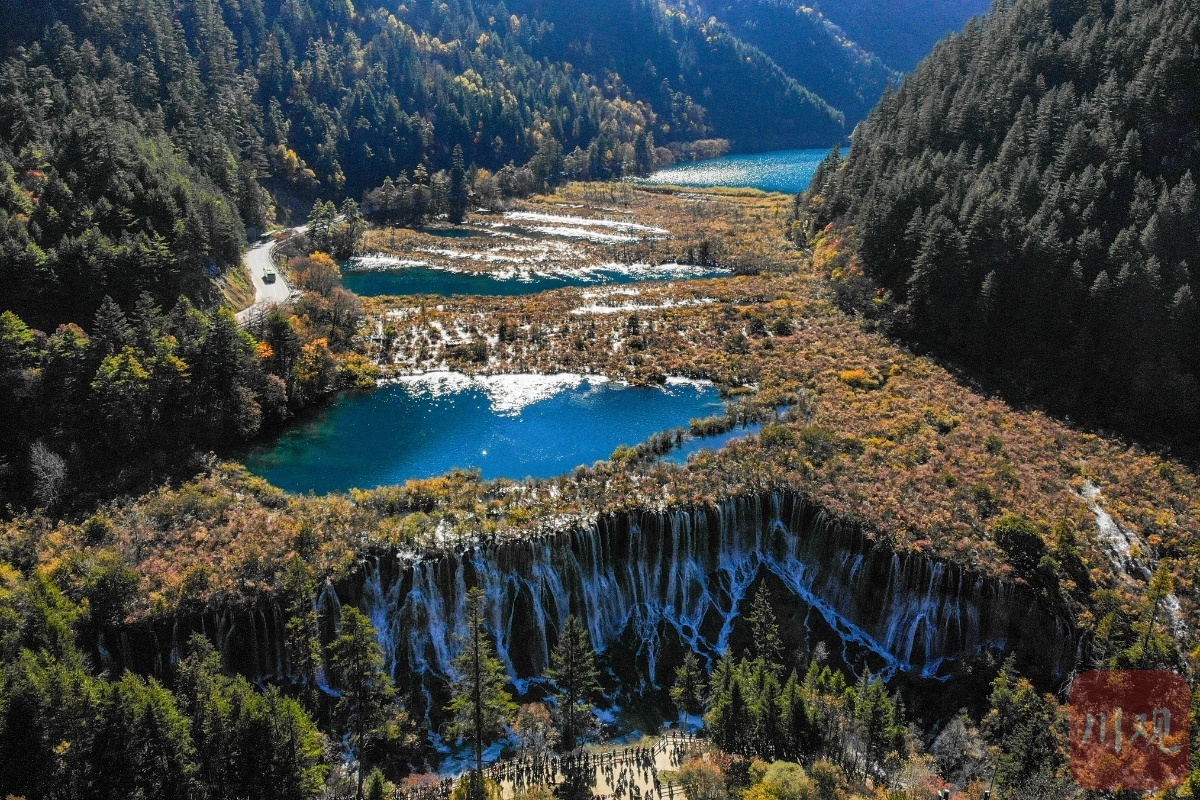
left=105, top=492, right=1076, bottom=706
left=346, top=493, right=1073, bottom=701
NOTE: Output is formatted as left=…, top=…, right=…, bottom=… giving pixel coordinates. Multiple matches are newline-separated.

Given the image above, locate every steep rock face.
left=103, top=493, right=1076, bottom=702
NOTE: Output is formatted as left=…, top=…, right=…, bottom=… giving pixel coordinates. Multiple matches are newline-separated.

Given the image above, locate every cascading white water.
left=101, top=493, right=1074, bottom=708
left=322, top=493, right=1067, bottom=704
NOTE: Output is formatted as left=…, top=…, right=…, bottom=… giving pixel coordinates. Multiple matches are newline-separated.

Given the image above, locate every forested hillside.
left=811, top=0, right=993, bottom=71
left=504, top=0, right=845, bottom=149
left=0, top=0, right=856, bottom=331
left=803, top=0, right=1200, bottom=454
left=689, top=0, right=897, bottom=125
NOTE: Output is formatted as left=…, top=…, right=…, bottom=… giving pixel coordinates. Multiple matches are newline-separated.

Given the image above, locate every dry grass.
left=16, top=186, right=1200, bottom=650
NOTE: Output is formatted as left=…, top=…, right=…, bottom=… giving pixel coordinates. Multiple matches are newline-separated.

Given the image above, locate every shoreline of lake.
left=635, top=147, right=835, bottom=194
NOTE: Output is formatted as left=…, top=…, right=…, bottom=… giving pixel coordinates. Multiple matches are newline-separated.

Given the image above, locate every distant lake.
left=244, top=374, right=727, bottom=494
left=637, top=148, right=835, bottom=194
left=342, top=263, right=730, bottom=298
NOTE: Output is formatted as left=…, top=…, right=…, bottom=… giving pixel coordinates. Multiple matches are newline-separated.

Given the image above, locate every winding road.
left=235, top=228, right=303, bottom=326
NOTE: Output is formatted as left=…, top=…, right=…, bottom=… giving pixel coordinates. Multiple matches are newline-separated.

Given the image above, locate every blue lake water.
left=637, top=148, right=835, bottom=194
left=342, top=264, right=729, bottom=298
left=660, top=423, right=764, bottom=465
left=244, top=375, right=728, bottom=493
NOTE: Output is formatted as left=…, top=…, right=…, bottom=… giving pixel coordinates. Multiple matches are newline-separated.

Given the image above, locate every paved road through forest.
left=235, top=227, right=303, bottom=325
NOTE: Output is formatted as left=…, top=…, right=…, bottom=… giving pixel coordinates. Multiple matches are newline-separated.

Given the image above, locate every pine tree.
left=1126, top=562, right=1178, bottom=669
left=746, top=585, right=783, bottom=667
left=449, top=144, right=469, bottom=224
left=670, top=651, right=707, bottom=723
left=983, top=657, right=1067, bottom=797
left=448, top=587, right=517, bottom=800
left=753, top=668, right=784, bottom=760
left=331, top=607, right=396, bottom=800
left=850, top=671, right=903, bottom=781
left=366, top=768, right=388, bottom=800
left=779, top=671, right=819, bottom=760
left=281, top=558, right=324, bottom=712
left=548, top=614, right=600, bottom=750
left=705, top=653, right=750, bottom=755
left=89, top=296, right=133, bottom=364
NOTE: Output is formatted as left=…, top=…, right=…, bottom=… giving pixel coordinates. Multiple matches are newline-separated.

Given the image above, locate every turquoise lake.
left=637, top=148, right=834, bottom=194
left=342, top=263, right=729, bottom=298
left=244, top=375, right=727, bottom=494
left=250, top=151, right=823, bottom=491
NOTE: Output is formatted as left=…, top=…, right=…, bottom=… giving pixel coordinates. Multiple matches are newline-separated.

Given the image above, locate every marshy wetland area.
left=10, top=179, right=1200, bottom=799
left=84, top=182, right=1198, bottom=656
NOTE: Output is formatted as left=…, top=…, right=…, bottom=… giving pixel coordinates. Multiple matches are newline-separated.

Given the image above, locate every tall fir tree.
left=746, top=585, right=783, bottom=667
left=670, top=651, right=708, bottom=723
left=448, top=587, right=517, bottom=799
left=449, top=145, right=469, bottom=225
left=548, top=614, right=601, bottom=750
left=331, top=607, right=396, bottom=800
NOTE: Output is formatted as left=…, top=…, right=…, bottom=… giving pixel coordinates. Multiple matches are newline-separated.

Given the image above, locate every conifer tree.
left=670, top=651, right=707, bottom=723
left=449, top=145, right=469, bottom=224
left=850, top=671, right=903, bottom=781
left=705, top=653, right=750, bottom=754
left=332, top=607, right=396, bottom=800
left=982, top=657, right=1068, bottom=797
left=448, top=587, right=517, bottom=799
left=779, top=671, right=819, bottom=760
left=746, top=585, right=783, bottom=667
left=548, top=614, right=601, bottom=749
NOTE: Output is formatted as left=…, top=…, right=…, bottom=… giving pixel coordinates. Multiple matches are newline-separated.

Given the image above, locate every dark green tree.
left=849, top=671, right=904, bottom=781
left=331, top=607, right=397, bottom=800
left=449, top=145, right=469, bottom=224
left=90, top=672, right=200, bottom=800
left=746, top=585, right=783, bottom=667
left=705, top=652, right=750, bottom=755
left=982, top=657, right=1068, bottom=798
left=447, top=587, right=517, bottom=799
left=548, top=614, right=601, bottom=749
left=670, top=651, right=707, bottom=722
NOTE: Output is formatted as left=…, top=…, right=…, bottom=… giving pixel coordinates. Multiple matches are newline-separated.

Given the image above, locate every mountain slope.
left=803, top=0, right=1200, bottom=452
left=811, top=0, right=993, bottom=71
left=691, top=0, right=898, bottom=126
left=0, top=0, right=851, bottom=329
left=504, top=0, right=845, bottom=150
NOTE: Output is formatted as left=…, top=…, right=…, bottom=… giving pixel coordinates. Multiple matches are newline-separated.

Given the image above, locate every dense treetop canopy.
left=803, top=0, right=1200, bottom=454
left=0, top=0, right=891, bottom=329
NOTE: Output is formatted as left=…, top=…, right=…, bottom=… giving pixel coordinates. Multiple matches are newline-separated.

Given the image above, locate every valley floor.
left=341, top=185, right=1197, bottom=631
left=15, top=183, right=1197, bottom=664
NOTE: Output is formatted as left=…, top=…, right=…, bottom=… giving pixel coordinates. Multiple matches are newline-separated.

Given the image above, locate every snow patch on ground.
left=527, top=225, right=641, bottom=244
left=348, top=253, right=429, bottom=270
left=594, top=262, right=731, bottom=280
left=582, top=287, right=642, bottom=300
left=664, top=376, right=714, bottom=389
left=353, top=253, right=726, bottom=286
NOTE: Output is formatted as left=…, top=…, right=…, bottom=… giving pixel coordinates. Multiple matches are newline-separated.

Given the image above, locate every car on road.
left=263, top=266, right=277, bottom=284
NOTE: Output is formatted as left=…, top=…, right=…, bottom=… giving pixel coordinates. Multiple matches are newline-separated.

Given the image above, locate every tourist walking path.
left=397, top=733, right=708, bottom=800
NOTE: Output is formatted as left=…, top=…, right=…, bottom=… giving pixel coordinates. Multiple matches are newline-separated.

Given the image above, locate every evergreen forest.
left=0, top=0, right=891, bottom=331
left=803, top=0, right=1200, bottom=455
